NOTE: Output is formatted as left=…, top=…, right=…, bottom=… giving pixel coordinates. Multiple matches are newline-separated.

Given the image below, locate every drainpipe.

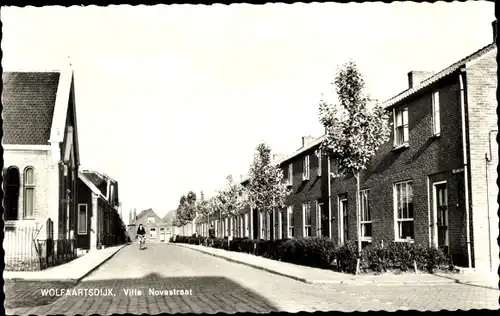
left=485, top=129, right=497, bottom=272
left=459, top=71, right=472, bottom=269
left=327, top=157, right=332, bottom=239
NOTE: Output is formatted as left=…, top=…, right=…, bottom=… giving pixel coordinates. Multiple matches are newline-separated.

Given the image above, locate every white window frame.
left=316, top=201, right=323, bottom=237
left=432, top=91, right=441, bottom=136
left=77, top=203, right=88, bottom=235
left=432, top=181, right=448, bottom=248
left=394, top=180, right=414, bottom=242
left=287, top=206, right=294, bottom=238
left=259, top=211, right=264, bottom=239
left=360, top=190, right=372, bottom=242
left=339, top=197, right=348, bottom=245
left=317, top=149, right=322, bottom=177
left=303, top=155, right=310, bottom=180
left=393, top=107, right=409, bottom=147
left=147, top=216, right=155, bottom=224
left=244, top=212, right=249, bottom=237
left=23, top=166, right=35, bottom=219
left=303, top=202, right=312, bottom=237
left=150, top=227, right=156, bottom=239
left=287, top=163, right=293, bottom=186
left=277, top=209, right=283, bottom=239
left=224, top=217, right=229, bottom=236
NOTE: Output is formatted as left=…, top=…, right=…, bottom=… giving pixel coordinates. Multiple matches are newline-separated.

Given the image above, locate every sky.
left=1, top=3, right=495, bottom=222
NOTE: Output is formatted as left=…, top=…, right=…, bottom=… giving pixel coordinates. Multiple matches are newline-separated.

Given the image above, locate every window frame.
left=360, top=189, right=372, bottom=242
left=317, top=149, right=322, bottom=177
left=303, top=202, right=312, bottom=237
left=338, top=197, right=348, bottom=245
left=316, top=201, right=323, bottom=237
left=149, top=227, right=156, bottom=239
left=287, top=206, right=294, bottom=238
left=77, top=203, right=88, bottom=235
left=287, top=162, right=293, bottom=186
left=393, top=107, right=409, bottom=147
left=393, top=180, right=415, bottom=242
left=23, top=166, right=35, bottom=219
left=303, top=155, right=310, bottom=181
left=432, top=91, right=441, bottom=136
left=147, top=216, right=155, bottom=224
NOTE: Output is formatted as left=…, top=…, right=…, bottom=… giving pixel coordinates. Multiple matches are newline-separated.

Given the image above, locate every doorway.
left=160, top=227, right=166, bottom=242
left=433, top=182, right=449, bottom=254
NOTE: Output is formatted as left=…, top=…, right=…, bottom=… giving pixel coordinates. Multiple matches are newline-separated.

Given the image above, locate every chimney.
left=493, top=20, right=498, bottom=43
left=129, top=209, right=132, bottom=224
left=301, top=136, right=316, bottom=148
left=133, top=208, right=137, bottom=220
left=407, top=71, right=434, bottom=89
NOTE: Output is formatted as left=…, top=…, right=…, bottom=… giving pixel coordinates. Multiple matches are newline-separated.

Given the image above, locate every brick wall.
left=3, top=149, right=59, bottom=241
left=329, top=75, right=466, bottom=261
left=464, top=47, right=498, bottom=272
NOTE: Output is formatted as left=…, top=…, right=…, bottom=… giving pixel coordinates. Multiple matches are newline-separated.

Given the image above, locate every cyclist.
left=136, top=224, right=146, bottom=249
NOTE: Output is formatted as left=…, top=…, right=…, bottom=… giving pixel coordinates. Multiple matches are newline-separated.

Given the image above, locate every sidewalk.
left=175, top=243, right=499, bottom=289
left=4, top=244, right=127, bottom=283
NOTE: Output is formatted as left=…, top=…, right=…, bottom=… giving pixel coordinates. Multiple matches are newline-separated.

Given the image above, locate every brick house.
left=76, top=171, right=127, bottom=252
left=2, top=67, right=80, bottom=268
left=327, top=25, right=497, bottom=272
left=127, top=208, right=173, bottom=243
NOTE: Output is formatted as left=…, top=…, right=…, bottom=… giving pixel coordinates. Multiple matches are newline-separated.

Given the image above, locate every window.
left=147, top=217, right=155, bottom=224
left=24, top=167, right=35, bottom=218
left=339, top=197, right=348, bottom=244
left=287, top=206, right=294, bottom=238
left=394, top=181, right=414, bottom=241
left=287, top=163, right=293, bottom=186
left=260, top=211, right=265, bottom=239
left=360, top=190, right=372, bottom=241
left=150, top=227, right=156, bottom=238
left=5, top=166, right=20, bottom=220
left=78, top=204, right=87, bottom=234
left=316, top=201, right=323, bottom=237
left=394, top=107, right=409, bottom=146
left=303, top=155, right=310, bottom=180
left=303, top=202, right=312, bottom=237
left=432, top=91, right=440, bottom=135
left=244, top=213, right=249, bottom=237
left=317, top=149, right=322, bottom=177
left=225, top=217, right=229, bottom=236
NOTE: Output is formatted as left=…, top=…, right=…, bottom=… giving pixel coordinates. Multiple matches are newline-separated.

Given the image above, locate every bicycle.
left=138, top=235, right=145, bottom=249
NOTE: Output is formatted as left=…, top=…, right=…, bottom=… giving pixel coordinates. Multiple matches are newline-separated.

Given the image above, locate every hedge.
left=169, top=235, right=453, bottom=274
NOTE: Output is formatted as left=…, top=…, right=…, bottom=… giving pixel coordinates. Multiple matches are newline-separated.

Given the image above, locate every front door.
left=160, top=227, right=165, bottom=242
left=434, top=182, right=449, bottom=253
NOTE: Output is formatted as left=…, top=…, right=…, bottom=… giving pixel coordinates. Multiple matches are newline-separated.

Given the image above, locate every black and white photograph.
left=2, top=2, right=499, bottom=314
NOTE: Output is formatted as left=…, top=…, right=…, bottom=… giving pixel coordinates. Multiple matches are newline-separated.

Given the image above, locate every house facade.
left=127, top=208, right=173, bottom=243
left=202, top=22, right=497, bottom=274
left=76, top=171, right=127, bottom=252
left=3, top=67, right=81, bottom=269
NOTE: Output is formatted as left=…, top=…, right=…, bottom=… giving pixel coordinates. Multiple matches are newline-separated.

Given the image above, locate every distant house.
left=77, top=171, right=127, bottom=252
left=2, top=67, right=80, bottom=270
left=127, top=208, right=172, bottom=243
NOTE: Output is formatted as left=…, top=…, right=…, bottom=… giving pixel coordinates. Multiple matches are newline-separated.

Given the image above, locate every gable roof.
left=78, top=171, right=108, bottom=201
left=383, top=43, right=496, bottom=109
left=2, top=72, right=60, bottom=145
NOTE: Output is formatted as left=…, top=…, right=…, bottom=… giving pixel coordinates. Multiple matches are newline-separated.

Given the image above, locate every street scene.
left=5, top=243, right=500, bottom=314
left=2, top=2, right=499, bottom=315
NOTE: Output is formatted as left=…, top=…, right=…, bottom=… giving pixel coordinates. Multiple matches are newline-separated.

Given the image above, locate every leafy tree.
left=247, top=143, right=290, bottom=240
left=318, top=61, right=391, bottom=260
left=196, top=191, right=212, bottom=235
left=218, top=175, right=247, bottom=238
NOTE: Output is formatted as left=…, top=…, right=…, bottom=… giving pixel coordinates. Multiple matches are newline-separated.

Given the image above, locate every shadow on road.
left=5, top=273, right=280, bottom=314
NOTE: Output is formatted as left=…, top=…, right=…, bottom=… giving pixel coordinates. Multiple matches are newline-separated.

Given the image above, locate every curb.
left=175, top=244, right=496, bottom=287
left=175, top=243, right=312, bottom=283
left=5, top=244, right=127, bottom=284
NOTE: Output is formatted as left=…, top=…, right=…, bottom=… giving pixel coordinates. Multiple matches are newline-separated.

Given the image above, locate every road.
left=5, top=243, right=499, bottom=314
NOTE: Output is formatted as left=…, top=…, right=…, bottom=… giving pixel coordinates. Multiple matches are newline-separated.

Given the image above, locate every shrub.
left=334, top=240, right=358, bottom=274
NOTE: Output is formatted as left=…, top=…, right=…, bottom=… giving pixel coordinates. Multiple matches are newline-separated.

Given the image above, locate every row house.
left=76, top=170, right=127, bottom=252
left=127, top=208, right=173, bottom=242
left=203, top=21, right=498, bottom=273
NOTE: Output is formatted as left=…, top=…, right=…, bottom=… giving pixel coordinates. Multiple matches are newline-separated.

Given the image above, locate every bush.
left=334, top=240, right=359, bottom=273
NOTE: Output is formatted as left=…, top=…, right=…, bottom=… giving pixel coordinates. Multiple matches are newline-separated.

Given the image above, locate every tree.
left=217, top=175, right=247, bottom=241
left=247, top=143, right=290, bottom=240
left=196, top=191, right=212, bottom=235
left=318, top=61, right=391, bottom=269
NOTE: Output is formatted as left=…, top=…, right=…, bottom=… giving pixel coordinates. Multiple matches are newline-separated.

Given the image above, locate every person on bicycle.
left=137, top=224, right=146, bottom=248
